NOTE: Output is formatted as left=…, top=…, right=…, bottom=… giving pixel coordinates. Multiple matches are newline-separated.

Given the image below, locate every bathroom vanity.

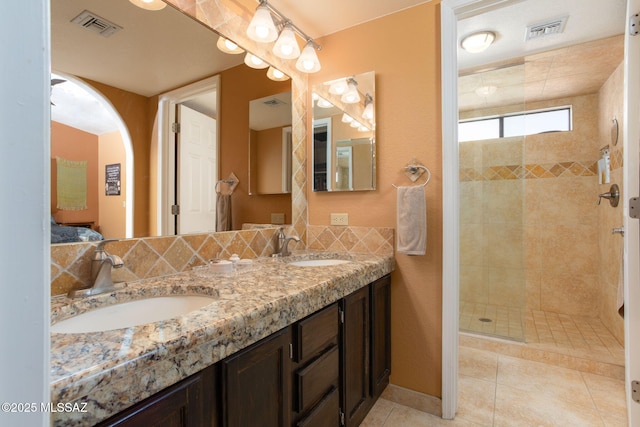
left=50, top=252, right=393, bottom=426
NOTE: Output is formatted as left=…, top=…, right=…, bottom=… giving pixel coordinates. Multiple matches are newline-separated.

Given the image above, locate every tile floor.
left=363, top=332, right=628, bottom=426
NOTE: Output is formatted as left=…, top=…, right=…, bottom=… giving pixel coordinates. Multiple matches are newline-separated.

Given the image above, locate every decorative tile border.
left=460, top=151, right=622, bottom=182
left=306, top=225, right=394, bottom=255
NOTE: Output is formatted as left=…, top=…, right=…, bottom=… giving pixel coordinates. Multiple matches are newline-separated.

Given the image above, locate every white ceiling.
left=51, top=0, right=627, bottom=134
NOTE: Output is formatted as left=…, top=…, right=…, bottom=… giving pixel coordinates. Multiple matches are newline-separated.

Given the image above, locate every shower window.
left=459, top=106, right=571, bottom=142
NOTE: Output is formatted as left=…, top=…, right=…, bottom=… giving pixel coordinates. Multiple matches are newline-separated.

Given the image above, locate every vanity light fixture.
left=296, top=42, right=322, bottom=73
left=341, top=113, right=354, bottom=123
left=244, top=53, right=269, bottom=69
left=341, top=78, right=360, bottom=104
left=267, top=66, right=289, bottom=81
left=328, top=78, right=349, bottom=95
left=358, top=125, right=370, bottom=132
left=247, top=0, right=322, bottom=73
left=247, top=2, right=278, bottom=42
left=129, top=0, right=167, bottom=10
left=273, top=22, right=300, bottom=59
left=461, top=31, right=496, bottom=53
left=362, top=94, right=374, bottom=121
left=350, top=120, right=362, bottom=128
left=316, top=97, right=334, bottom=108
left=217, top=36, right=244, bottom=54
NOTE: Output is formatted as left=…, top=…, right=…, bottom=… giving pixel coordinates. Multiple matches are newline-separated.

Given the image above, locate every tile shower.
left=459, top=59, right=625, bottom=358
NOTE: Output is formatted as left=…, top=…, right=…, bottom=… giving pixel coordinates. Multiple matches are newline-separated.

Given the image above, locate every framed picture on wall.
left=105, top=163, right=121, bottom=196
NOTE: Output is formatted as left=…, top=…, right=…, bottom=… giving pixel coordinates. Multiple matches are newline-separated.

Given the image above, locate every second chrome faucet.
left=274, top=228, right=300, bottom=257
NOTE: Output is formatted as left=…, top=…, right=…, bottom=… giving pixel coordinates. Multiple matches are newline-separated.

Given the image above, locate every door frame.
left=156, top=75, right=220, bottom=235
left=624, top=0, right=640, bottom=423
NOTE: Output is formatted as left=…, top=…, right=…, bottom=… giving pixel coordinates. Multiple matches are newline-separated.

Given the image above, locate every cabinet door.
left=222, top=328, right=291, bottom=427
left=371, top=275, right=391, bottom=398
left=97, top=371, right=206, bottom=427
left=341, top=286, right=370, bottom=427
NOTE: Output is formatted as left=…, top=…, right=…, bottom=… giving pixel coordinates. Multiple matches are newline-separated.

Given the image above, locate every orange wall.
left=98, top=131, right=127, bottom=238
left=252, top=126, right=285, bottom=194
left=309, top=2, right=443, bottom=396
left=220, top=65, right=292, bottom=227
left=84, top=78, right=153, bottom=237
left=50, top=121, right=99, bottom=226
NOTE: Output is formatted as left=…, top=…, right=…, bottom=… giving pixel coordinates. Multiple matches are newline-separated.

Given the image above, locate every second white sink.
left=51, top=295, right=217, bottom=334
left=287, top=259, right=351, bottom=267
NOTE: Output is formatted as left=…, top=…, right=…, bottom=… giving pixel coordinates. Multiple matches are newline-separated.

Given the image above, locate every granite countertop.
left=50, top=251, right=394, bottom=426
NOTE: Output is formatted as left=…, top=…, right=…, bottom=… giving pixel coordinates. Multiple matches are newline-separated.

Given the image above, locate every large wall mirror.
left=50, top=0, right=293, bottom=241
left=312, top=71, right=376, bottom=192
left=249, top=92, right=292, bottom=195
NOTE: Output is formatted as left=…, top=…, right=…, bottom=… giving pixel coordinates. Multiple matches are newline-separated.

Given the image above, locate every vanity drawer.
left=296, top=386, right=339, bottom=427
left=294, top=303, right=338, bottom=363
left=294, top=345, right=339, bottom=413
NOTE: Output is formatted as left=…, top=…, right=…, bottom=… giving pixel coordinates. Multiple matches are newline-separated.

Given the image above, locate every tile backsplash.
left=50, top=226, right=395, bottom=296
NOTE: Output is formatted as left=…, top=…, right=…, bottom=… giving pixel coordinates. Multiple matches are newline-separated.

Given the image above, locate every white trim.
left=440, top=1, right=460, bottom=420
left=156, top=75, right=220, bottom=235
left=52, top=71, right=135, bottom=238
left=623, top=0, right=640, bottom=423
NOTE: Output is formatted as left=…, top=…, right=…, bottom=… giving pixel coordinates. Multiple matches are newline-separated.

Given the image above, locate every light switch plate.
left=330, top=213, right=349, bottom=226
left=271, top=213, right=285, bottom=224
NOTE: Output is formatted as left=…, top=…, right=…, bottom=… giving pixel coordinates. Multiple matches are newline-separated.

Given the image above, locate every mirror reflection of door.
left=312, top=118, right=331, bottom=191
left=176, top=104, right=218, bottom=235
left=335, top=146, right=353, bottom=190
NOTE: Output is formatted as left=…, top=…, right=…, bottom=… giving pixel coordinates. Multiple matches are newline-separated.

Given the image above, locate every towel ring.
left=392, top=165, right=431, bottom=188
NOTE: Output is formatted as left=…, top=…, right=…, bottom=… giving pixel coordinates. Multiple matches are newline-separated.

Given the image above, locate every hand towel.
left=216, top=194, right=232, bottom=231
left=396, top=186, right=426, bottom=255
left=56, top=157, right=88, bottom=210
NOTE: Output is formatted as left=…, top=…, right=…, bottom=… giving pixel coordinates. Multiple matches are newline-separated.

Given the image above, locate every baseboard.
left=380, top=383, right=442, bottom=417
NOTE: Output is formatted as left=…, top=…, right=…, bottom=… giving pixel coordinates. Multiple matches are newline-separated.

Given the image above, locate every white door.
left=625, top=0, right=640, bottom=423
left=177, top=104, right=218, bottom=234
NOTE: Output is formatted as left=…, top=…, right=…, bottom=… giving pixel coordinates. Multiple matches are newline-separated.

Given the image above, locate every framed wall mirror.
left=312, top=70, right=376, bottom=192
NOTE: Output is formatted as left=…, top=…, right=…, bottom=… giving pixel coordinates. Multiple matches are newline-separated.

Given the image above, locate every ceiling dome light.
left=461, top=31, right=496, bottom=53
left=296, top=42, right=321, bottom=73
left=267, top=66, right=290, bottom=81
left=129, top=0, right=167, bottom=10
left=341, top=78, right=360, bottom=104
left=475, top=85, right=497, bottom=96
left=244, top=53, right=269, bottom=69
left=247, top=3, right=278, bottom=43
left=216, top=36, right=244, bottom=54
left=273, top=23, right=300, bottom=59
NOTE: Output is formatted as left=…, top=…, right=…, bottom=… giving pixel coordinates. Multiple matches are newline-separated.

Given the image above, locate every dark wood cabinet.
left=370, top=275, right=391, bottom=398
left=341, top=286, right=371, bottom=427
left=341, top=274, right=392, bottom=427
left=292, top=303, right=340, bottom=426
left=97, top=275, right=391, bottom=427
left=96, top=363, right=217, bottom=427
left=222, top=327, right=291, bottom=427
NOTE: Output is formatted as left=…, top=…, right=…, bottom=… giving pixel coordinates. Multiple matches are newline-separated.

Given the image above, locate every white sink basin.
left=51, top=295, right=217, bottom=334
left=288, top=259, right=351, bottom=267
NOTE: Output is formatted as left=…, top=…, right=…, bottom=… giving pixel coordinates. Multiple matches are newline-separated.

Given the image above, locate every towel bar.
left=392, top=164, right=431, bottom=188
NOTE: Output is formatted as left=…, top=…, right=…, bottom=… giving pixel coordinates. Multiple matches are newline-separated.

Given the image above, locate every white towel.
left=396, top=186, right=426, bottom=255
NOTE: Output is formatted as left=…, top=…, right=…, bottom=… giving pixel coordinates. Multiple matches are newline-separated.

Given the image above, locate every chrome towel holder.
left=392, top=163, right=431, bottom=188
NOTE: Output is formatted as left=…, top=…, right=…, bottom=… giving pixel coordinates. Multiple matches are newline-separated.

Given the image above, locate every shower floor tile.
left=459, top=302, right=624, bottom=367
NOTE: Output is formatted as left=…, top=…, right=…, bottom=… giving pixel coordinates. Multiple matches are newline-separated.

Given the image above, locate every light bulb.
left=273, top=24, right=300, bottom=59
left=244, top=53, right=269, bottom=69
left=341, top=113, right=353, bottom=123
left=341, top=79, right=360, bottom=104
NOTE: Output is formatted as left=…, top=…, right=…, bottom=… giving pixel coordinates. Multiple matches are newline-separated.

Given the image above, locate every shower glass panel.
left=458, top=64, right=527, bottom=341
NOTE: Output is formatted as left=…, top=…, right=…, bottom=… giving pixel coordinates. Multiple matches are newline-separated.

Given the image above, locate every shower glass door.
left=458, top=64, right=527, bottom=341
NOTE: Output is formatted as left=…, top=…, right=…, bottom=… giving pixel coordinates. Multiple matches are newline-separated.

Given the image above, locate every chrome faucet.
left=68, top=239, right=124, bottom=298
left=274, top=228, right=301, bottom=257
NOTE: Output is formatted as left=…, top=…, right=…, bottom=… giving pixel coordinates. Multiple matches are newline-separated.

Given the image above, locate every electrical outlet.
left=330, top=213, right=349, bottom=226
left=271, top=213, right=285, bottom=224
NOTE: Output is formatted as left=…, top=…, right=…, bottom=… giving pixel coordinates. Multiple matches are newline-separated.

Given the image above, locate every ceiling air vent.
left=525, top=16, right=568, bottom=41
left=263, top=98, right=286, bottom=107
left=71, top=10, right=122, bottom=38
